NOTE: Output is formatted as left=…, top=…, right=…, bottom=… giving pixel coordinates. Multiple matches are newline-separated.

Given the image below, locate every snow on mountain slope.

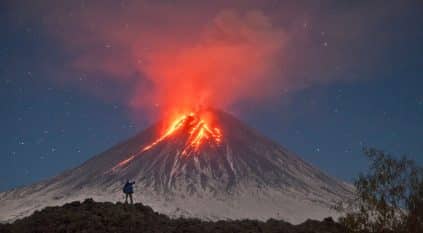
left=0, top=109, right=354, bottom=223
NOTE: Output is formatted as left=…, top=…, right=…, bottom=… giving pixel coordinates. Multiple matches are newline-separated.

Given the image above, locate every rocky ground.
left=0, top=199, right=346, bottom=233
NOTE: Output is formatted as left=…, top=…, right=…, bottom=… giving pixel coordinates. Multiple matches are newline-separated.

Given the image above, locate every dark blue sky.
left=1, top=0, right=422, bottom=191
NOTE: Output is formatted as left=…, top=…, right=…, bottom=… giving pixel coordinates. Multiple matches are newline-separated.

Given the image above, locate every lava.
left=181, top=116, right=222, bottom=155
left=112, top=112, right=222, bottom=171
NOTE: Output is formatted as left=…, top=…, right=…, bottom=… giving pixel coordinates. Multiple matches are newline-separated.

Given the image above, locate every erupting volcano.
left=0, top=109, right=353, bottom=223
left=113, top=111, right=223, bottom=171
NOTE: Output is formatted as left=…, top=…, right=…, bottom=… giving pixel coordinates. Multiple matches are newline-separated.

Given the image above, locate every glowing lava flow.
left=181, top=118, right=222, bottom=155
left=112, top=112, right=222, bottom=171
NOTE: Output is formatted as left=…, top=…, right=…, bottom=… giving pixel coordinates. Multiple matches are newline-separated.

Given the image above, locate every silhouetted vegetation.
left=0, top=199, right=346, bottom=233
left=337, top=148, right=423, bottom=233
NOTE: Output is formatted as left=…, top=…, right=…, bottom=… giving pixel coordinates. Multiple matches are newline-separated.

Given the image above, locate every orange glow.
left=141, top=114, right=189, bottom=152
left=112, top=111, right=222, bottom=171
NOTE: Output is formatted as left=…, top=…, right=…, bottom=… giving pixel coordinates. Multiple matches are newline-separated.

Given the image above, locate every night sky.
left=1, top=0, right=422, bottom=192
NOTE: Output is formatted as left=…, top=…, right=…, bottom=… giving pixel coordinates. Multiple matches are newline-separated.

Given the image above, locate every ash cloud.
left=133, top=9, right=287, bottom=112
left=5, top=0, right=407, bottom=116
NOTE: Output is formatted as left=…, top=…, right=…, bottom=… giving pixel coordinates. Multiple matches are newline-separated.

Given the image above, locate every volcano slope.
left=0, top=109, right=353, bottom=223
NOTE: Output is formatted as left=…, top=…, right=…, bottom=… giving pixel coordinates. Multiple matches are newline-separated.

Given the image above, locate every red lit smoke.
left=9, top=0, right=401, bottom=117
left=33, top=2, right=290, bottom=115
left=132, top=10, right=287, bottom=112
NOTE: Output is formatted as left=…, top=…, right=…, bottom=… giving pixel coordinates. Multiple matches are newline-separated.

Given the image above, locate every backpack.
left=123, top=184, right=130, bottom=194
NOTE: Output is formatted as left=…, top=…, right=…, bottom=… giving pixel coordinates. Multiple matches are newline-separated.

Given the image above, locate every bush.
left=337, top=148, right=423, bottom=233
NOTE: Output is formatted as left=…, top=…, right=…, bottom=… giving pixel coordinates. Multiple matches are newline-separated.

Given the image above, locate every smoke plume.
left=6, top=0, right=402, bottom=117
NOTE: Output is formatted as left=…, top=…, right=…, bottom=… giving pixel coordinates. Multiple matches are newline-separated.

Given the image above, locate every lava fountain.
left=112, top=111, right=223, bottom=171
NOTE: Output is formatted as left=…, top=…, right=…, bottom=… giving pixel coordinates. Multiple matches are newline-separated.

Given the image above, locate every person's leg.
left=130, top=193, right=133, bottom=204
left=125, top=193, right=128, bottom=203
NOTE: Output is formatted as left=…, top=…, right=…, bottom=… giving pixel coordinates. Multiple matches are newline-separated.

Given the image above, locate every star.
left=35, top=138, right=45, bottom=145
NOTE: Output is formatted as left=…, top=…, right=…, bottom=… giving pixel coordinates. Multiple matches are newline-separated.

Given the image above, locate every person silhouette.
left=123, top=180, right=135, bottom=204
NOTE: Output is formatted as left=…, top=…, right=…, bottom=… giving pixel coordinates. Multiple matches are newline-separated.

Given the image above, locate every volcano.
left=0, top=109, right=353, bottom=223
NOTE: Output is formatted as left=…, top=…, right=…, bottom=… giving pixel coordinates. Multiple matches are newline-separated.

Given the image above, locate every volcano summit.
left=0, top=109, right=353, bottom=223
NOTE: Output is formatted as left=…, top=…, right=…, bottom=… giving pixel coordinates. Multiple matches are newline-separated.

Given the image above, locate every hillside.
left=0, top=109, right=352, bottom=223
left=0, top=199, right=346, bottom=233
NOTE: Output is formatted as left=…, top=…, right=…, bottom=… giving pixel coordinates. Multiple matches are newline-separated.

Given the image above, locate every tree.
left=337, top=148, right=423, bottom=233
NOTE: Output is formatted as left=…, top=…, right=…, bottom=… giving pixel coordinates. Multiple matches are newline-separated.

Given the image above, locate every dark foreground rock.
left=0, top=199, right=346, bottom=233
